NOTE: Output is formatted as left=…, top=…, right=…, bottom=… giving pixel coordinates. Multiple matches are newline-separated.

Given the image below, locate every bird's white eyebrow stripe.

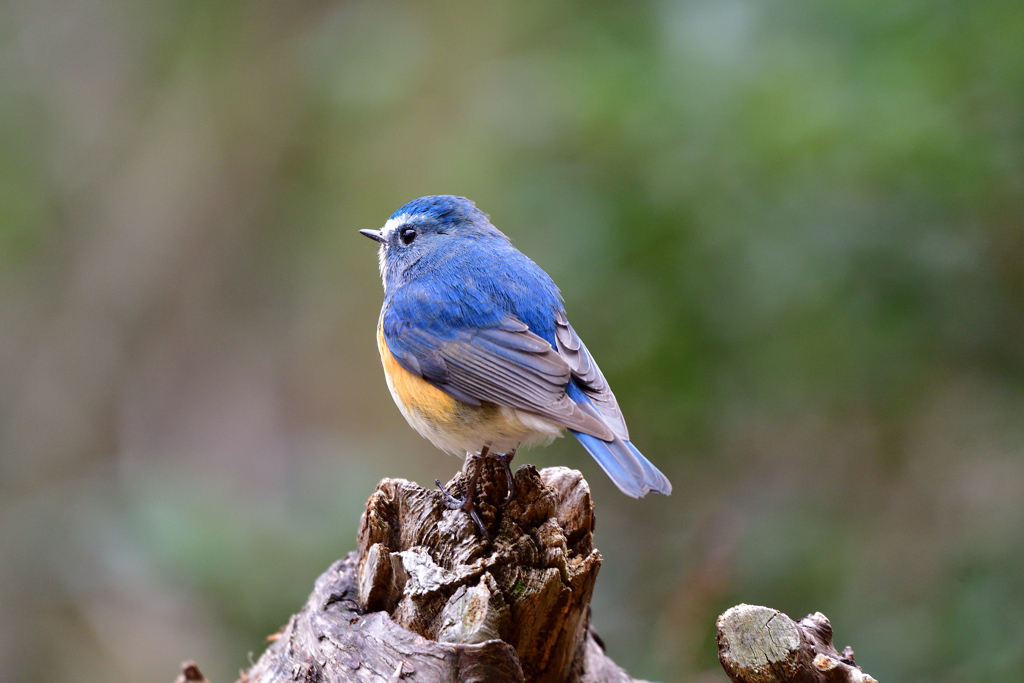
left=381, top=213, right=425, bottom=239
left=378, top=213, right=424, bottom=289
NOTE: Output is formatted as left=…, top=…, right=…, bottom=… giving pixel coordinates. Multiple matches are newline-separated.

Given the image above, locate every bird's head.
left=360, top=195, right=505, bottom=290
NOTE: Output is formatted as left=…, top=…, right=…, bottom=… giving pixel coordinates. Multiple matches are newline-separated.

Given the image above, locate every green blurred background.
left=2, top=1, right=1023, bottom=681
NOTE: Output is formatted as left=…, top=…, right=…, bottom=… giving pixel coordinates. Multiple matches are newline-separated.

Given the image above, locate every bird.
left=360, top=195, right=671, bottom=530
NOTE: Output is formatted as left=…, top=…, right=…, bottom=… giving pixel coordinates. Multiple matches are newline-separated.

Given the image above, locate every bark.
left=716, top=605, right=877, bottom=683
left=232, top=459, right=647, bottom=683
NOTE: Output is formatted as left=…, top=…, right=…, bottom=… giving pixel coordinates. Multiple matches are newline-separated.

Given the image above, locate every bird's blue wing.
left=382, top=281, right=615, bottom=440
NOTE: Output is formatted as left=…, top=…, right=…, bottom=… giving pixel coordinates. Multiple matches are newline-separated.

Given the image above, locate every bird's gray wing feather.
left=553, top=311, right=629, bottom=440
left=394, top=319, right=615, bottom=440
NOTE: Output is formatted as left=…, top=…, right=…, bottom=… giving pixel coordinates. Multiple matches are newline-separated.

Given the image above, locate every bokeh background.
left=2, top=1, right=1023, bottom=681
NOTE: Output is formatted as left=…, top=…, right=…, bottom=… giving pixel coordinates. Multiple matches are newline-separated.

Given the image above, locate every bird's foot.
left=435, top=448, right=489, bottom=539
left=435, top=478, right=489, bottom=539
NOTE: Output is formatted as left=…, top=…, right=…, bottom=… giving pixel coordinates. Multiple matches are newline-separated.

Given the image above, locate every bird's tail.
left=570, top=429, right=672, bottom=498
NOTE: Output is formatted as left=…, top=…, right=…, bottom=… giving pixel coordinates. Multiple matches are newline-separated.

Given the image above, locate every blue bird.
left=360, top=195, right=670, bottom=526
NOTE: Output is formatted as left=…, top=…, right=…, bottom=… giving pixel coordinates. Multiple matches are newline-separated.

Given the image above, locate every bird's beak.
left=359, top=229, right=385, bottom=243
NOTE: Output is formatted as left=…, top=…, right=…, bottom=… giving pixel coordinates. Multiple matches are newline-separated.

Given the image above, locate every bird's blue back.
left=383, top=224, right=563, bottom=349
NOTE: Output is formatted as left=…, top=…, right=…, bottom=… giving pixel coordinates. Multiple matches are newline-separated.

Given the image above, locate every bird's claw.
left=434, top=446, right=517, bottom=538
left=435, top=450, right=490, bottom=540
left=434, top=479, right=489, bottom=539
left=495, top=450, right=517, bottom=508
left=434, top=478, right=463, bottom=508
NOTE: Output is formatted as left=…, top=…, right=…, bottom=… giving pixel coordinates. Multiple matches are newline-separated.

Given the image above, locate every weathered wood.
left=177, top=465, right=877, bottom=683
left=716, top=604, right=877, bottom=683
left=232, top=460, right=648, bottom=683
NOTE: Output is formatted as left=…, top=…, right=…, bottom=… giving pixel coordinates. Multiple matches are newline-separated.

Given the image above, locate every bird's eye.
left=400, top=226, right=417, bottom=245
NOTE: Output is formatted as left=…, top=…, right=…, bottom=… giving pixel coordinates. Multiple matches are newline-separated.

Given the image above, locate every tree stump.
left=236, top=459, right=646, bottom=683
left=174, top=462, right=879, bottom=683
left=716, top=605, right=877, bottom=683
